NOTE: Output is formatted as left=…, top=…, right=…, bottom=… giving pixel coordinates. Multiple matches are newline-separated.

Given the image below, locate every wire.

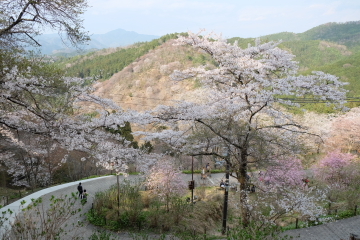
left=96, top=92, right=179, bottom=102
left=96, top=91, right=360, bottom=106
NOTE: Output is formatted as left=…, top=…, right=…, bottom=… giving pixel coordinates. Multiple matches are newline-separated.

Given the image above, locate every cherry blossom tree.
left=261, top=157, right=305, bottom=187
left=146, top=159, right=187, bottom=211
left=0, top=60, right=151, bottom=174
left=326, top=107, right=360, bottom=153
left=0, top=129, right=70, bottom=188
left=315, top=150, right=356, bottom=187
left=295, top=111, right=337, bottom=156
left=0, top=0, right=159, bottom=176
left=245, top=157, right=330, bottom=227
left=139, top=30, right=347, bottom=226
left=314, top=150, right=360, bottom=210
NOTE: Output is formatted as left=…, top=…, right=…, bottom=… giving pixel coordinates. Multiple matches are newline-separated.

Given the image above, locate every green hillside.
left=56, top=33, right=182, bottom=81
left=300, top=21, right=360, bottom=47
left=259, top=32, right=300, bottom=42
left=259, top=21, right=360, bottom=48
left=228, top=38, right=351, bottom=69
left=280, top=40, right=351, bottom=69
left=305, top=51, right=360, bottom=96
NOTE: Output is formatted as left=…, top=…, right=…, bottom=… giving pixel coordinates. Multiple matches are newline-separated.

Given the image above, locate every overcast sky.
left=83, top=0, right=360, bottom=38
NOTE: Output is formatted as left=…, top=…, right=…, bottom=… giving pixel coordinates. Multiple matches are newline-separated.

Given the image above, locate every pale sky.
left=83, top=0, right=360, bottom=38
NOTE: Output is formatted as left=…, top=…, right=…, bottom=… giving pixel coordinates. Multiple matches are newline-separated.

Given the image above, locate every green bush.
left=337, top=209, right=355, bottom=219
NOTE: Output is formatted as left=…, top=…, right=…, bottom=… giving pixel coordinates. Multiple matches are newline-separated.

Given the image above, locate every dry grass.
left=92, top=40, right=215, bottom=112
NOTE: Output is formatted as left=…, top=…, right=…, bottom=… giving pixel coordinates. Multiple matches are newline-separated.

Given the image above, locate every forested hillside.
left=56, top=21, right=360, bottom=110
left=305, top=51, right=360, bottom=96
left=57, top=33, right=183, bottom=81
left=259, top=21, right=360, bottom=48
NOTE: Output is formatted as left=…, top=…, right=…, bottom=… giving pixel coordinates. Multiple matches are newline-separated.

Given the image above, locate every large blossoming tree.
left=0, top=0, right=156, bottom=178
left=140, top=31, right=347, bottom=226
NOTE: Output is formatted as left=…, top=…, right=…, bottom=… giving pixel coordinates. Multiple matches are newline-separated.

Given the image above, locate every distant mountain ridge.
left=30, top=28, right=159, bottom=55
left=259, top=21, right=360, bottom=47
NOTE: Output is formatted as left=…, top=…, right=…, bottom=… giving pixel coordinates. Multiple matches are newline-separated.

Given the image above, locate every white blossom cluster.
left=0, top=59, right=159, bottom=183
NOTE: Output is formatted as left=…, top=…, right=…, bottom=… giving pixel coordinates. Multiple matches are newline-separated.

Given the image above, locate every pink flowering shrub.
left=315, top=150, right=356, bottom=187
left=263, top=157, right=305, bottom=187
left=250, top=157, right=329, bottom=225
left=314, top=150, right=360, bottom=210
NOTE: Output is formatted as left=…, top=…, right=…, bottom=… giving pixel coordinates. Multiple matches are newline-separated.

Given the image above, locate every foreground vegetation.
left=87, top=175, right=360, bottom=239
left=87, top=180, right=292, bottom=240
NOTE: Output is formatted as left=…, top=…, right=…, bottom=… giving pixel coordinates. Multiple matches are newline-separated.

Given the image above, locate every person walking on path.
left=81, top=189, right=88, bottom=203
left=201, top=167, right=206, bottom=179
left=77, top=182, right=83, bottom=198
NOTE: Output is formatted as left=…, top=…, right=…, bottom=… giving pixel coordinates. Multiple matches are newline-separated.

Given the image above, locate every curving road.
left=0, top=173, right=230, bottom=239
left=1, top=173, right=360, bottom=240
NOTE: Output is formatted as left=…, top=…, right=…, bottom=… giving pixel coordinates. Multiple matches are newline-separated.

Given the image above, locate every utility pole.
left=117, top=172, right=120, bottom=217
left=191, top=156, right=194, bottom=203
left=222, top=148, right=230, bottom=235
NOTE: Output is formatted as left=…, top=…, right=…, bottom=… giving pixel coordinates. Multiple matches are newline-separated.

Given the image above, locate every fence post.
left=295, top=218, right=299, bottom=229
left=354, top=205, right=358, bottom=216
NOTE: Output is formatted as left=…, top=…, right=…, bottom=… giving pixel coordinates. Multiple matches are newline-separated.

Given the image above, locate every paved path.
left=1, top=175, right=133, bottom=239
left=1, top=173, right=360, bottom=240
left=283, top=216, right=360, bottom=240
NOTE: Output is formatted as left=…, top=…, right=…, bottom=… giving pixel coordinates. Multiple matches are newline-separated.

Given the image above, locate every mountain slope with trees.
left=260, top=21, right=360, bottom=48
left=56, top=20, right=360, bottom=111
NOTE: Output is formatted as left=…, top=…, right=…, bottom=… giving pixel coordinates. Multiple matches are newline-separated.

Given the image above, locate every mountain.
left=57, top=33, right=181, bottom=80
left=29, top=29, right=159, bottom=55
left=90, top=29, right=159, bottom=48
left=259, top=21, right=360, bottom=48
left=55, top=21, right=360, bottom=112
